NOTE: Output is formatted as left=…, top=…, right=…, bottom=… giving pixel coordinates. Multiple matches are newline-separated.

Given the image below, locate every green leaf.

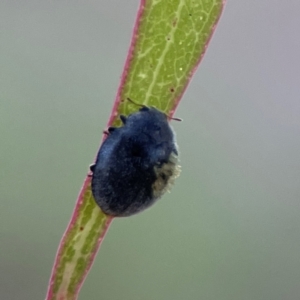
left=46, top=1, right=224, bottom=299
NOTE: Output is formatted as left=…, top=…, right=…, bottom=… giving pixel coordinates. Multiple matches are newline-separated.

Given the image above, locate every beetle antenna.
left=166, top=114, right=182, bottom=122
left=127, top=97, right=146, bottom=108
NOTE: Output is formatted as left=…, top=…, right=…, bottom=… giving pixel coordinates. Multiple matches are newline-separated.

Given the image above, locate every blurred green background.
left=1, top=1, right=300, bottom=299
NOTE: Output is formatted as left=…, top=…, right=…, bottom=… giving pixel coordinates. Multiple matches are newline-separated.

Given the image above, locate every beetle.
left=90, top=99, right=181, bottom=217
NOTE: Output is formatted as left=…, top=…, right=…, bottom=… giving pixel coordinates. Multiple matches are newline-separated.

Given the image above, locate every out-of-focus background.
left=1, top=1, right=300, bottom=299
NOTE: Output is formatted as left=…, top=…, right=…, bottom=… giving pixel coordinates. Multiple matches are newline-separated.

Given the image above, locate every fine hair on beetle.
left=90, top=97, right=181, bottom=217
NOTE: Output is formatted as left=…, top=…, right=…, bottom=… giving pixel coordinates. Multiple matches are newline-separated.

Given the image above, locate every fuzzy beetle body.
left=90, top=105, right=180, bottom=217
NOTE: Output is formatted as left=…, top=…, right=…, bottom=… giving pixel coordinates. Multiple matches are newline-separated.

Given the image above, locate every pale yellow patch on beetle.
left=152, top=151, right=181, bottom=198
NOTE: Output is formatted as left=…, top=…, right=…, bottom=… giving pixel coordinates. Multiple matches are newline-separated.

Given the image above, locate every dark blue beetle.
left=90, top=100, right=180, bottom=217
